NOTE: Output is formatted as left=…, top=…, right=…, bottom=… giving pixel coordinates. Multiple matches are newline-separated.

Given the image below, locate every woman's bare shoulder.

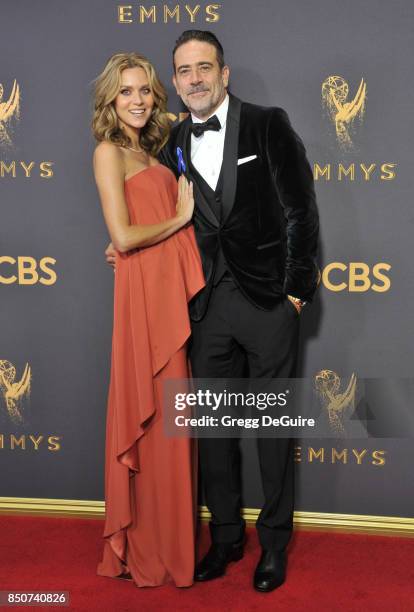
left=93, top=141, right=125, bottom=175
left=94, top=140, right=123, bottom=161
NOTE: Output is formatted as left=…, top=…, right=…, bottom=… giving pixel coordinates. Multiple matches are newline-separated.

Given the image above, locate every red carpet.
left=0, top=515, right=413, bottom=611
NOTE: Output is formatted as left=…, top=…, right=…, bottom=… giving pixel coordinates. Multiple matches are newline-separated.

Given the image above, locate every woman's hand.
left=176, top=175, right=194, bottom=224
left=105, top=242, right=117, bottom=269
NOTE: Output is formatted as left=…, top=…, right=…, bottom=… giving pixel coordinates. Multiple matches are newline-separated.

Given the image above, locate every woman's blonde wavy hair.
left=92, top=52, right=170, bottom=156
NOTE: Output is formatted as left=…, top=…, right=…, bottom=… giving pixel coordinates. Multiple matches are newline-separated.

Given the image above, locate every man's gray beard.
left=187, top=89, right=225, bottom=119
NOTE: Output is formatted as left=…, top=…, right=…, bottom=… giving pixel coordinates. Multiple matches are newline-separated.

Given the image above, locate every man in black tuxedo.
left=107, top=30, right=319, bottom=592
left=161, top=30, right=319, bottom=592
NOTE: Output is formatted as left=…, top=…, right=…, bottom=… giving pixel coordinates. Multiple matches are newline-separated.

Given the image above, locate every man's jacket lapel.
left=221, top=94, right=242, bottom=225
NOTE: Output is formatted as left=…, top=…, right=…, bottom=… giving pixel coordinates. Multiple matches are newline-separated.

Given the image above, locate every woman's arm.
left=93, top=142, right=193, bottom=253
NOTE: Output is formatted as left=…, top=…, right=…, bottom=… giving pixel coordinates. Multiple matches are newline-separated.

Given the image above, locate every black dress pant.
left=189, top=277, right=300, bottom=552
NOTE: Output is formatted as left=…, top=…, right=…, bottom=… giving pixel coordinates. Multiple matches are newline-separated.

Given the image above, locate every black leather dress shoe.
left=194, top=541, right=244, bottom=581
left=253, top=549, right=287, bottom=592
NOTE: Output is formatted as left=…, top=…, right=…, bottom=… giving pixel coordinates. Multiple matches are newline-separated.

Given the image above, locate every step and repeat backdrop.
left=1, top=0, right=413, bottom=519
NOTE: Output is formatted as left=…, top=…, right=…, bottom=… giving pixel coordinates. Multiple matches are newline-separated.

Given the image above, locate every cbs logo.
left=0, top=256, right=57, bottom=285
left=322, top=263, right=391, bottom=292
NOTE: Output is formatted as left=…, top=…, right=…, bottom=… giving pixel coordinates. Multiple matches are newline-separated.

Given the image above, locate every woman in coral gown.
left=92, top=53, right=205, bottom=588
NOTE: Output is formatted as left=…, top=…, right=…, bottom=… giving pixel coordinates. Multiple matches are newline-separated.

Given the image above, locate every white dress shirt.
left=190, top=94, right=229, bottom=191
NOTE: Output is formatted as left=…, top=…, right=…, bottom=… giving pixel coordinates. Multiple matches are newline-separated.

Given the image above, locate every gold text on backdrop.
left=117, top=3, right=221, bottom=23
left=322, top=263, right=391, bottom=292
left=0, top=434, right=62, bottom=451
left=313, top=163, right=396, bottom=181
left=295, top=446, right=386, bottom=465
left=0, top=161, right=54, bottom=178
left=0, top=257, right=57, bottom=285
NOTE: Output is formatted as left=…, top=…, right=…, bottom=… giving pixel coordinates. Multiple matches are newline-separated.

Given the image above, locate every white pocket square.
left=237, top=155, right=257, bottom=166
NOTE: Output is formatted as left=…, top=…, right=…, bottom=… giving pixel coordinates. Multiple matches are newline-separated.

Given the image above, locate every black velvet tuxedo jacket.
left=159, top=94, right=319, bottom=322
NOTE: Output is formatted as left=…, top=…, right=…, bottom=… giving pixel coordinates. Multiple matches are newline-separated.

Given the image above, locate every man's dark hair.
left=173, top=30, right=225, bottom=71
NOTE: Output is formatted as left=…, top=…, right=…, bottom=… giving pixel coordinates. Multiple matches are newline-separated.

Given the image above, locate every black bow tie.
left=190, top=115, right=221, bottom=138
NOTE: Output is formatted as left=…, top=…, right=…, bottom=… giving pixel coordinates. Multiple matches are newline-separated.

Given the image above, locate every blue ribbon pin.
left=176, top=146, right=186, bottom=174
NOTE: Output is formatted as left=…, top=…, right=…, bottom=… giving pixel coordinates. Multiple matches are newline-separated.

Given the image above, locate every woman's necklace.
left=126, top=145, right=144, bottom=154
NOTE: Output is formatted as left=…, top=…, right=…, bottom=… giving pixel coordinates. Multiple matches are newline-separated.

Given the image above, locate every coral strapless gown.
left=97, top=164, right=205, bottom=587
